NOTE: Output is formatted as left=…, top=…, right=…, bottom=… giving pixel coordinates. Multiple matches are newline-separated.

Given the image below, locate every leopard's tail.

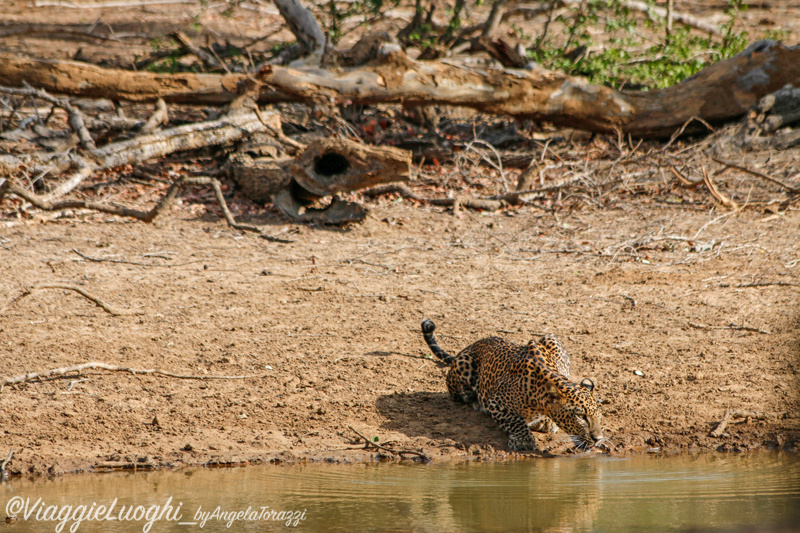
left=421, top=319, right=454, bottom=365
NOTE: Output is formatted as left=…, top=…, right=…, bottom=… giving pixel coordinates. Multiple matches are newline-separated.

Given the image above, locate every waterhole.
left=2, top=453, right=798, bottom=532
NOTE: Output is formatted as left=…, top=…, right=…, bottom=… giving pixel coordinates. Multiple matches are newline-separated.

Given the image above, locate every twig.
left=0, top=449, right=13, bottom=480
left=688, top=322, right=771, bottom=335
left=668, top=164, right=703, bottom=189
left=348, top=426, right=430, bottom=462
left=711, top=157, right=800, bottom=194
left=0, top=283, right=140, bottom=316
left=362, top=183, right=502, bottom=211
left=171, top=31, right=226, bottom=72
left=73, top=248, right=164, bottom=266
left=701, top=164, right=738, bottom=209
left=709, top=410, right=779, bottom=438
left=1, top=362, right=263, bottom=390
left=736, top=281, right=800, bottom=288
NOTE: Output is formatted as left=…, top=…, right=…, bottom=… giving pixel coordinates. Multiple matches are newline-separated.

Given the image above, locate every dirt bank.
left=1, top=202, right=798, bottom=476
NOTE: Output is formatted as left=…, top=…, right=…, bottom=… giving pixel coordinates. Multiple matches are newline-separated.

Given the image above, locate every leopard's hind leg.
left=446, top=362, right=478, bottom=404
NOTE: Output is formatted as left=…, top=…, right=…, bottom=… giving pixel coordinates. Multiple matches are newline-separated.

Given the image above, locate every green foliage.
left=529, top=0, right=752, bottom=90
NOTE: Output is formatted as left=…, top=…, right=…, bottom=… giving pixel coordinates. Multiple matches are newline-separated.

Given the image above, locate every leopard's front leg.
left=484, top=398, right=538, bottom=451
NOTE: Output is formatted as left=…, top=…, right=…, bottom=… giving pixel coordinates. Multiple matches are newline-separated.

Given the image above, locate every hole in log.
left=314, top=152, right=351, bottom=177
left=289, top=179, right=322, bottom=205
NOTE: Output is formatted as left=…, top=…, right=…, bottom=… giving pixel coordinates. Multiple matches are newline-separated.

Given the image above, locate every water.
left=2, top=454, right=799, bottom=532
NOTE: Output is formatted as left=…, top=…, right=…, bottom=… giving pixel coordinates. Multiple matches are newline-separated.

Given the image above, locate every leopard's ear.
left=579, top=378, right=595, bottom=392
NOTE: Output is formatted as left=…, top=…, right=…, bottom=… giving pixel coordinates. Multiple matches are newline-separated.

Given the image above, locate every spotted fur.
left=421, top=319, right=604, bottom=452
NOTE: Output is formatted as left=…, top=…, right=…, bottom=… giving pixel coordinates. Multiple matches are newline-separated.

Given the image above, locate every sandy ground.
left=1, top=201, right=799, bottom=475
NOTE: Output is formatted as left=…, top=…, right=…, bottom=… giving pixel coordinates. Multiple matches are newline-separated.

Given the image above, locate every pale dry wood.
left=701, top=165, right=738, bottom=210
left=2, top=110, right=273, bottom=201
left=1, top=362, right=263, bottom=390
left=258, top=40, right=800, bottom=137
left=272, top=0, right=326, bottom=63
left=4, top=42, right=797, bottom=137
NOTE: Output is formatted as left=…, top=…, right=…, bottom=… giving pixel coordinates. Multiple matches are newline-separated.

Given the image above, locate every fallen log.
left=2, top=41, right=798, bottom=137
left=0, top=53, right=253, bottom=105
left=258, top=40, right=800, bottom=137
left=228, top=137, right=412, bottom=223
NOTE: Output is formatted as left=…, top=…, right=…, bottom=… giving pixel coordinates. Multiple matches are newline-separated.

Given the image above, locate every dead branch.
left=140, top=98, right=169, bottom=134
left=0, top=283, right=140, bottom=316
left=0, top=84, right=96, bottom=149
left=1, top=362, right=264, bottom=390
left=272, top=0, right=326, bottom=64
left=5, top=176, right=260, bottom=232
left=0, top=53, right=254, bottom=105
left=89, top=109, right=269, bottom=170
left=711, top=157, right=800, bottom=194
left=171, top=31, right=226, bottom=72
left=612, top=0, right=722, bottom=36
left=348, top=426, right=430, bottom=462
left=688, top=322, right=771, bottom=335
left=736, top=281, right=800, bottom=288
left=701, top=165, right=738, bottom=209
left=3, top=109, right=272, bottom=205
left=710, top=410, right=780, bottom=438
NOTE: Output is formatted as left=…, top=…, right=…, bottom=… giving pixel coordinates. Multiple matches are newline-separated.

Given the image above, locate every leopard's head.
left=539, top=375, right=604, bottom=451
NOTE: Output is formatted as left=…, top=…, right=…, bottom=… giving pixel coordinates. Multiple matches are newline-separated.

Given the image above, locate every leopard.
left=421, top=318, right=605, bottom=452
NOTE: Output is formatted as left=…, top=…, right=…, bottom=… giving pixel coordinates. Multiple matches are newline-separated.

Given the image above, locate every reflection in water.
left=1, top=454, right=799, bottom=532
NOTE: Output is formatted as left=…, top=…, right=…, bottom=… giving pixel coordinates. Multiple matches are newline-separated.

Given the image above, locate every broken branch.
left=348, top=426, right=430, bottom=462
left=1, top=362, right=264, bottom=390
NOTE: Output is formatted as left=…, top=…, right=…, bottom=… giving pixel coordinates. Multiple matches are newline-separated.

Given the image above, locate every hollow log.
left=227, top=138, right=412, bottom=203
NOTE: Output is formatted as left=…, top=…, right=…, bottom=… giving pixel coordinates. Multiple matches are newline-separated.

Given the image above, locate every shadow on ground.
left=375, top=391, right=508, bottom=451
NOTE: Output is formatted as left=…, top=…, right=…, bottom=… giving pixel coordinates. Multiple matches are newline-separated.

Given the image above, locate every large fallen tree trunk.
left=259, top=40, right=800, bottom=137
left=2, top=41, right=799, bottom=137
